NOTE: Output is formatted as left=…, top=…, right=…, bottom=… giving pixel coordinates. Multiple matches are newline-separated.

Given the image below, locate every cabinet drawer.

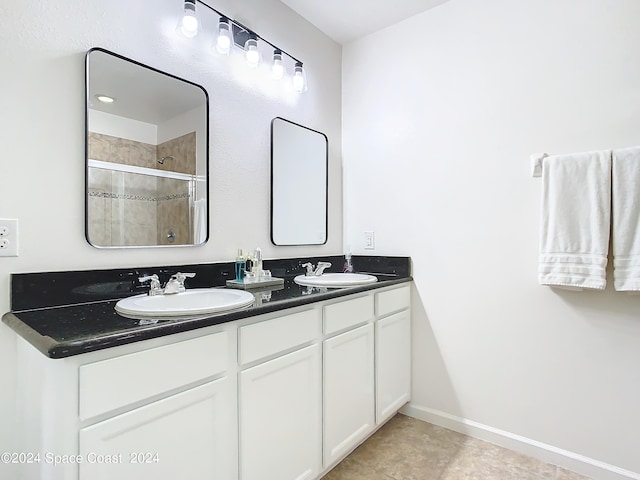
left=79, top=331, right=228, bottom=420
left=239, top=309, right=319, bottom=366
left=376, top=285, right=410, bottom=317
left=323, top=295, right=374, bottom=335
left=79, top=379, right=230, bottom=480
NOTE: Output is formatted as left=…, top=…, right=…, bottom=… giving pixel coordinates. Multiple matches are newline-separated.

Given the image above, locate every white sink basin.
left=294, top=273, right=378, bottom=287
left=115, top=288, right=255, bottom=318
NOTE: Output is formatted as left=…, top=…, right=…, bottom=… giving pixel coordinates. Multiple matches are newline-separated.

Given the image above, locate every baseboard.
left=400, top=403, right=640, bottom=480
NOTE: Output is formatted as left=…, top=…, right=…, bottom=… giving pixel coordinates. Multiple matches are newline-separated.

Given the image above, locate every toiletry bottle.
left=245, top=252, right=254, bottom=282
left=253, top=247, right=263, bottom=280
left=235, top=249, right=246, bottom=282
left=343, top=251, right=354, bottom=273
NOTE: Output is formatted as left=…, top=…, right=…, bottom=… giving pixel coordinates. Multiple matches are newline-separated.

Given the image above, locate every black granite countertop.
left=2, top=255, right=411, bottom=359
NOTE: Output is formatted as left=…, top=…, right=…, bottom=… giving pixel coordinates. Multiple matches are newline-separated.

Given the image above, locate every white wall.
left=0, top=0, right=341, bottom=473
left=343, top=0, right=640, bottom=477
left=89, top=110, right=158, bottom=144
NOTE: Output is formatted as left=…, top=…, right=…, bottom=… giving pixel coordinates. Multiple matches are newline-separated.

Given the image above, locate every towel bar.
left=530, top=153, right=547, bottom=177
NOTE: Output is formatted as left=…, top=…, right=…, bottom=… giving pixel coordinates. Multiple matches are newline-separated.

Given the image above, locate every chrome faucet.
left=138, top=272, right=196, bottom=295
left=138, top=274, right=163, bottom=296
left=301, top=262, right=332, bottom=276
left=164, top=272, right=196, bottom=294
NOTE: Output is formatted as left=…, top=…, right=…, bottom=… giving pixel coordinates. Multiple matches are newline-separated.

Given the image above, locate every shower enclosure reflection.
left=87, top=158, right=200, bottom=246
left=85, top=48, right=209, bottom=248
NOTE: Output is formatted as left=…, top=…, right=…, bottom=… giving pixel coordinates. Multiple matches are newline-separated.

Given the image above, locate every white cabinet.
left=239, top=309, right=318, bottom=366
left=323, top=295, right=373, bottom=335
left=14, top=328, right=235, bottom=480
left=323, top=323, right=375, bottom=467
left=15, top=281, right=411, bottom=480
left=79, top=377, right=233, bottom=480
left=79, top=332, right=228, bottom=421
left=375, top=286, right=411, bottom=425
left=376, top=310, right=411, bottom=423
left=239, top=343, right=321, bottom=480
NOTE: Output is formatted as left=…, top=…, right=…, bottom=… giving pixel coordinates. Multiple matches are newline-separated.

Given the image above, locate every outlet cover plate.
left=364, top=231, right=375, bottom=250
left=0, top=218, right=19, bottom=257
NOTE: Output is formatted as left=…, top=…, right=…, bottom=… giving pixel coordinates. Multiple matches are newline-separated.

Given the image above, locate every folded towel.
left=538, top=150, right=611, bottom=290
left=612, top=147, right=640, bottom=291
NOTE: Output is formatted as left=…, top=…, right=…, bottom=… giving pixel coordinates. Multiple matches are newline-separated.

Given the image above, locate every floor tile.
left=322, top=456, right=395, bottom=480
left=321, top=414, right=592, bottom=480
left=349, top=417, right=468, bottom=480
left=556, top=467, right=592, bottom=480
left=440, top=438, right=556, bottom=480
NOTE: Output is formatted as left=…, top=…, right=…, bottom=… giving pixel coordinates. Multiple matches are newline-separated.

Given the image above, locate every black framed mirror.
left=271, top=117, right=328, bottom=246
left=85, top=48, right=209, bottom=248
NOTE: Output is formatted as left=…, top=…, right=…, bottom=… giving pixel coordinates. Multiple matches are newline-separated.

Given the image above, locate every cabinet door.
left=239, top=344, right=321, bottom=480
left=79, top=377, right=234, bottom=480
left=376, top=310, right=411, bottom=424
left=323, top=323, right=375, bottom=467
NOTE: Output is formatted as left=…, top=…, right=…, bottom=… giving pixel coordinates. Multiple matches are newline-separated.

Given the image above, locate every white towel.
left=193, top=198, right=207, bottom=244
left=612, top=147, right=640, bottom=291
left=538, top=150, right=611, bottom=290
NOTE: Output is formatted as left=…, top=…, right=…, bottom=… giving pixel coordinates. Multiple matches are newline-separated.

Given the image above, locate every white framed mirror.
left=271, top=117, right=328, bottom=246
left=85, top=48, right=209, bottom=248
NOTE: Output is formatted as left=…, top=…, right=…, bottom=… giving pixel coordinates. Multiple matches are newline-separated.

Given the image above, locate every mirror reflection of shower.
left=85, top=48, right=209, bottom=248
left=86, top=159, right=199, bottom=247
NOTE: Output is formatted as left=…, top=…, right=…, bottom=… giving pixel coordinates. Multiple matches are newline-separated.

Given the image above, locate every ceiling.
left=88, top=49, right=205, bottom=125
left=279, top=0, right=450, bottom=44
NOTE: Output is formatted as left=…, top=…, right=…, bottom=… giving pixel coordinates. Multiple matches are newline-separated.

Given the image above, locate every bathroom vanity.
left=3, top=256, right=411, bottom=480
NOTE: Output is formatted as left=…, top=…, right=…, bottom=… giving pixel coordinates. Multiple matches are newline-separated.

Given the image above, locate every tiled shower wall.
left=87, top=132, right=196, bottom=246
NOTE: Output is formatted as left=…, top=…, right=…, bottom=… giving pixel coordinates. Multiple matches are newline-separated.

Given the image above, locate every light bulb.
left=95, top=94, right=115, bottom=104
left=245, top=34, right=260, bottom=68
left=215, top=17, right=232, bottom=55
left=180, top=0, right=198, bottom=38
left=272, top=50, right=284, bottom=80
left=293, top=62, right=306, bottom=92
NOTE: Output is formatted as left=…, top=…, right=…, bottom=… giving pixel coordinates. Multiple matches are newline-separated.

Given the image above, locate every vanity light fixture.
left=177, top=0, right=308, bottom=92
left=272, top=49, right=284, bottom=80
left=215, top=17, right=232, bottom=55
left=292, top=62, right=307, bottom=93
left=95, top=94, right=115, bottom=103
left=179, top=0, right=199, bottom=38
left=244, top=33, right=260, bottom=68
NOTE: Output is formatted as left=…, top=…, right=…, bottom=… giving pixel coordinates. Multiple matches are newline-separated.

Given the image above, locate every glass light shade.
left=272, top=50, right=284, bottom=80
left=215, top=17, right=232, bottom=55
left=180, top=0, right=198, bottom=38
left=293, top=62, right=307, bottom=92
left=245, top=34, right=260, bottom=68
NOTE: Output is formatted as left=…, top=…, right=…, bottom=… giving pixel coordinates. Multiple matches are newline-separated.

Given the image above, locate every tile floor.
left=322, top=414, right=591, bottom=480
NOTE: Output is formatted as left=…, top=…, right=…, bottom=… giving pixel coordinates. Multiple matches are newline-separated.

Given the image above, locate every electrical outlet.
left=0, top=218, right=18, bottom=257
left=364, top=231, right=375, bottom=250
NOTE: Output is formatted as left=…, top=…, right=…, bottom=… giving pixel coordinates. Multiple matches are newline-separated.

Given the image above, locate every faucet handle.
left=172, top=272, right=196, bottom=283
left=138, top=274, right=162, bottom=295
left=301, top=262, right=315, bottom=276
left=314, top=262, right=332, bottom=276
left=139, top=274, right=158, bottom=281
left=166, top=272, right=196, bottom=294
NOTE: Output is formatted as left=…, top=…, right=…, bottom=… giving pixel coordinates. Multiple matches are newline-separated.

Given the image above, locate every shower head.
left=157, top=156, right=174, bottom=164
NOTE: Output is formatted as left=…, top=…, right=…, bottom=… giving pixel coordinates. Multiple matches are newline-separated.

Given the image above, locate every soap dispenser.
left=343, top=250, right=354, bottom=273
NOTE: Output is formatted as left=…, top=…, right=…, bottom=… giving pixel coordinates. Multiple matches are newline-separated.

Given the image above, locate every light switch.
left=364, top=231, right=375, bottom=250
